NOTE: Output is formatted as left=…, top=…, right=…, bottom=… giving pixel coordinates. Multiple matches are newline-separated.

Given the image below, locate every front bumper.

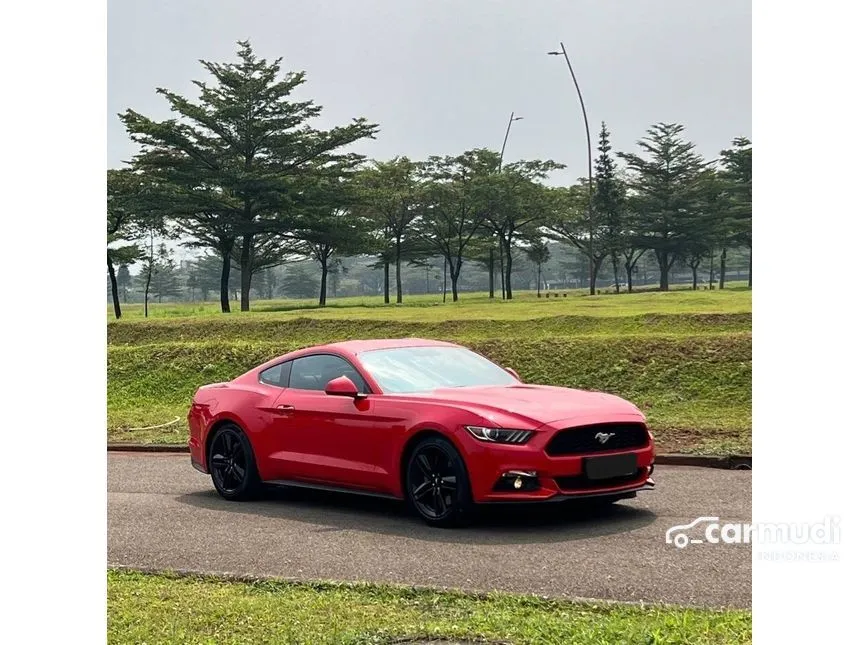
left=462, top=417, right=656, bottom=503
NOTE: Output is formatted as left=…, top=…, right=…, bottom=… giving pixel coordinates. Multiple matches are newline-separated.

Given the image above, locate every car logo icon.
left=594, top=432, right=615, bottom=444
left=665, top=516, right=721, bottom=549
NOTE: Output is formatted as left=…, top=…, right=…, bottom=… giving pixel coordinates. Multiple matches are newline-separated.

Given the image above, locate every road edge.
left=106, top=443, right=752, bottom=470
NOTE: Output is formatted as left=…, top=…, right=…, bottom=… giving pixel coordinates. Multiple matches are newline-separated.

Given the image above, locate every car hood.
left=402, top=384, right=643, bottom=428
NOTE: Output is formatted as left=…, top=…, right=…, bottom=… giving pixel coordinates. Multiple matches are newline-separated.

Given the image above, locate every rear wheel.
left=208, top=423, right=261, bottom=501
left=406, top=436, right=473, bottom=528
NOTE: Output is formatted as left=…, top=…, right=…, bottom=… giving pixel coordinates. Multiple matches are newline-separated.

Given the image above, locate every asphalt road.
left=108, top=452, right=751, bottom=608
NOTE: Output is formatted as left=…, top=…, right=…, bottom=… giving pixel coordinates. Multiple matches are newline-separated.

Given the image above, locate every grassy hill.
left=107, top=287, right=752, bottom=454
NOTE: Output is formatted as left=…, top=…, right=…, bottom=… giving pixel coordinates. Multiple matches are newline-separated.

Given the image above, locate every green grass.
left=108, top=569, right=752, bottom=645
left=109, top=312, right=751, bottom=346
left=107, top=334, right=751, bottom=453
left=110, top=284, right=751, bottom=321
left=107, top=287, right=751, bottom=454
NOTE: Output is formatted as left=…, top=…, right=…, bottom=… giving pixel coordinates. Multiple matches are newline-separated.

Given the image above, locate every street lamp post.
left=548, top=42, right=595, bottom=295
left=495, top=112, right=522, bottom=299
left=499, top=112, right=523, bottom=172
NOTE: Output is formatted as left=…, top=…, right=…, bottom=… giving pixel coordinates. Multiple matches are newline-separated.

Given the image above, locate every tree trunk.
left=691, top=262, right=699, bottom=290
left=395, top=240, right=403, bottom=304
left=504, top=240, right=514, bottom=300
left=108, top=254, right=121, bottom=319
left=449, top=258, right=459, bottom=302
left=719, top=247, right=727, bottom=289
left=747, top=248, right=752, bottom=287
left=709, top=249, right=715, bottom=290
left=537, top=263, right=542, bottom=296
left=611, top=253, right=620, bottom=293
left=442, top=258, right=447, bottom=302
left=319, top=259, right=328, bottom=307
left=383, top=261, right=390, bottom=304
left=144, top=231, right=153, bottom=318
left=656, top=251, right=671, bottom=292
left=239, top=234, right=252, bottom=312
left=488, top=247, right=495, bottom=298
left=498, top=234, right=507, bottom=300
left=219, top=242, right=233, bottom=314
left=625, top=263, right=634, bottom=293
left=589, top=256, right=605, bottom=294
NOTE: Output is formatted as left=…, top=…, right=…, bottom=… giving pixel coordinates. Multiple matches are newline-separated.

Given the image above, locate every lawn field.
left=108, top=569, right=752, bottom=645
left=110, top=284, right=752, bottom=321
left=107, top=286, right=751, bottom=454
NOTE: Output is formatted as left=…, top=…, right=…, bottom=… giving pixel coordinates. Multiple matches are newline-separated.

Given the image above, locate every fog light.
left=494, top=470, right=540, bottom=492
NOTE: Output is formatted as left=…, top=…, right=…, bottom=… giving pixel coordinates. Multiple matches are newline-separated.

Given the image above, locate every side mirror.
left=324, top=375, right=365, bottom=398
left=505, top=367, right=521, bottom=380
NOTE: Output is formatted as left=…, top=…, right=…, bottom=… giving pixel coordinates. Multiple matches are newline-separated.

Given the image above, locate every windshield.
left=359, top=346, right=518, bottom=393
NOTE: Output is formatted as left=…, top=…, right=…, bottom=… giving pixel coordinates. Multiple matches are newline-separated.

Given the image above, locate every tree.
left=618, top=123, right=707, bottom=291
left=545, top=181, right=611, bottom=294
left=116, top=264, right=132, bottom=303
left=189, top=252, right=240, bottom=302
left=106, top=169, right=147, bottom=318
left=293, top=177, right=371, bottom=306
left=149, top=243, right=183, bottom=303
left=685, top=167, right=735, bottom=290
left=357, top=157, right=422, bottom=304
left=257, top=268, right=278, bottom=300
left=526, top=240, right=551, bottom=295
left=416, top=150, right=497, bottom=302
left=119, top=40, right=378, bottom=312
left=592, top=123, right=625, bottom=293
left=485, top=157, right=563, bottom=299
left=719, top=137, right=752, bottom=287
left=280, top=263, right=318, bottom=299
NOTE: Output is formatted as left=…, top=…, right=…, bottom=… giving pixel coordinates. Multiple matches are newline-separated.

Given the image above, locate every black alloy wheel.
left=406, top=436, right=472, bottom=527
left=208, top=424, right=260, bottom=501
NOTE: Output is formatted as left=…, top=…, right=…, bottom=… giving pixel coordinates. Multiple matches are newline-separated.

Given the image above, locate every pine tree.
left=116, top=264, right=132, bottom=303
left=719, top=137, right=752, bottom=287
left=618, top=123, right=707, bottom=291
left=592, top=122, right=626, bottom=292
left=140, top=243, right=183, bottom=304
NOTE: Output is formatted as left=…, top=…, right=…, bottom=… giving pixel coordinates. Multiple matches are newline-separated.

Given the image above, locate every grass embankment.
left=110, top=285, right=752, bottom=320
left=108, top=569, right=752, bottom=645
left=107, top=288, right=751, bottom=454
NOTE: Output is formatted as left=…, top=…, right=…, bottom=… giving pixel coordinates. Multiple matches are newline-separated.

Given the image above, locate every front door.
left=269, top=354, right=389, bottom=491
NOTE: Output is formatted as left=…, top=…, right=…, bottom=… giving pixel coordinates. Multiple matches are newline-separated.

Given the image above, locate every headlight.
left=465, top=426, right=534, bottom=444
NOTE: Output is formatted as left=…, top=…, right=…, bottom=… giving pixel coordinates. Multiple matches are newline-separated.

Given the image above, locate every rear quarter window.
left=259, top=361, right=290, bottom=387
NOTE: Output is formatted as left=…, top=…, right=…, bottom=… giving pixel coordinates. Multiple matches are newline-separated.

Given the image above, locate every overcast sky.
left=108, top=0, right=750, bottom=187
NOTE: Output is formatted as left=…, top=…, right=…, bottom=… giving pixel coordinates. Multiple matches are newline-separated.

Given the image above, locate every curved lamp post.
left=548, top=42, right=595, bottom=294
left=494, top=112, right=523, bottom=299
left=499, top=112, right=523, bottom=172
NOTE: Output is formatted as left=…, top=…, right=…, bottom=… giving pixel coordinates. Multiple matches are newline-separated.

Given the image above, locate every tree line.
left=108, top=41, right=751, bottom=318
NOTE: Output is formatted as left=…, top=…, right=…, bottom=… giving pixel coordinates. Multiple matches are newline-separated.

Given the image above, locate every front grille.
left=555, top=468, right=646, bottom=491
left=545, top=422, right=649, bottom=456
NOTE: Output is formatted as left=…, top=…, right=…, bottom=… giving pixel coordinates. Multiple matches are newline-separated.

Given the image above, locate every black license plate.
left=583, top=453, right=638, bottom=480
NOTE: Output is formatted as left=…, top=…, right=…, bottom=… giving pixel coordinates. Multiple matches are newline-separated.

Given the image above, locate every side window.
left=288, top=354, right=368, bottom=393
left=260, top=361, right=290, bottom=387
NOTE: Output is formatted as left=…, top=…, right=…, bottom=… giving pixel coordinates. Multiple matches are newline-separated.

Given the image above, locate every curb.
left=106, top=443, right=751, bottom=470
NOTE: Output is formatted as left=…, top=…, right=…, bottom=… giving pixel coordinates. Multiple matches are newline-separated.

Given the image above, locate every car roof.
left=245, top=338, right=462, bottom=378
left=318, top=338, right=459, bottom=356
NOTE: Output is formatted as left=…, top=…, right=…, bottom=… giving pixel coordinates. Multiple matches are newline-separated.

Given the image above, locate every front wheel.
left=208, top=423, right=261, bottom=501
left=406, top=436, right=473, bottom=528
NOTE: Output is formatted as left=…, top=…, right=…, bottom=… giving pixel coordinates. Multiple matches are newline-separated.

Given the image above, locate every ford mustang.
left=188, top=338, right=655, bottom=527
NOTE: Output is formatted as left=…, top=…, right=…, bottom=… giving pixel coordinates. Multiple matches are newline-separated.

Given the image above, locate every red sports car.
left=188, top=339, right=655, bottom=527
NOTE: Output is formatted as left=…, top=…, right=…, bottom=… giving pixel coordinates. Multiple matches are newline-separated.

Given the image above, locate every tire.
left=207, top=423, right=261, bottom=501
left=405, top=436, right=473, bottom=528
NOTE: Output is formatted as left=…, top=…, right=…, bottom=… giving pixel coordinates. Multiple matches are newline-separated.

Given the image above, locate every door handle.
left=276, top=404, right=295, bottom=414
